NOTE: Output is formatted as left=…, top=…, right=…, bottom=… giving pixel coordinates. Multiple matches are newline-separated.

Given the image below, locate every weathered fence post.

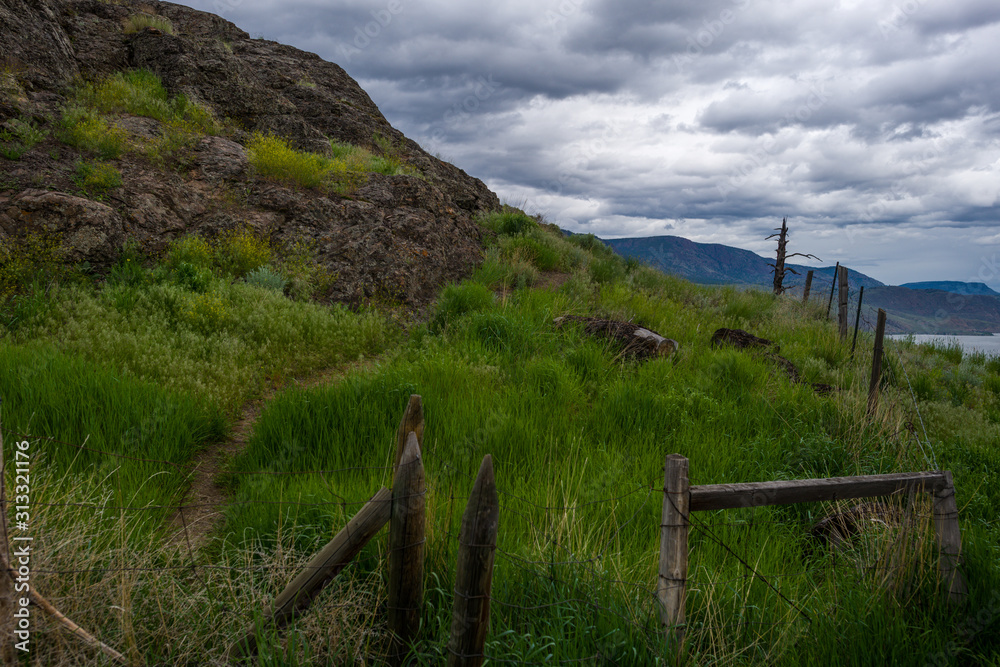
left=230, top=487, right=392, bottom=659
left=827, top=261, right=840, bottom=318
left=867, top=308, right=887, bottom=415
left=838, top=265, right=849, bottom=341
left=932, top=471, right=968, bottom=603
left=802, top=270, right=814, bottom=304
left=447, top=455, right=499, bottom=667
left=850, top=286, right=865, bottom=358
left=388, top=433, right=426, bottom=664
left=659, top=454, right=690, bottom=657
left=395, top=395, right=424, bottom=474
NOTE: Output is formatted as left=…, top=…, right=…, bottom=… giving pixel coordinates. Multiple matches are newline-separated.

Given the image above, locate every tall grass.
left=5, top=215, right=1000, bottom=664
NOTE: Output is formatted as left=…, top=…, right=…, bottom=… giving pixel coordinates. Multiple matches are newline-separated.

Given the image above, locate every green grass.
left=122, top=12, right=175, bottom=35
left=72, top=159, right=123, bottom=194
left=5, top=217, right=1000, bottom=664
left=247, top=133, right=418, bottom=192
left=57, top=105, right=129, bottom=159
left=78, top=68, right=217, bottom=133
left=0, top=117, right=48, bottom=160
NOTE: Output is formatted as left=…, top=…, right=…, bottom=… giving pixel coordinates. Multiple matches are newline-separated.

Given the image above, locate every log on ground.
left=554, top=316, right=679, bottom=359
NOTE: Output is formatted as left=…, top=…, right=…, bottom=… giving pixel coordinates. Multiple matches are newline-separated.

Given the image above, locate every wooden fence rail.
left=659, top=454, right=967, bottom=650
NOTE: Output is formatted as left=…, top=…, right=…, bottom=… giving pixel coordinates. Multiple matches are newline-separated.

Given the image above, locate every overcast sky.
left=179, top=0, right=1000, bottom=286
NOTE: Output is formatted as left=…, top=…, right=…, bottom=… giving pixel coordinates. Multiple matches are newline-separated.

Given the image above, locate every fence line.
left=1, top=305, right=972, bottom=664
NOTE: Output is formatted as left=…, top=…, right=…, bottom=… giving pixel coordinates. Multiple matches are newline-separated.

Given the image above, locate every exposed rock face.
left=0, top=0, right=501, bottom=306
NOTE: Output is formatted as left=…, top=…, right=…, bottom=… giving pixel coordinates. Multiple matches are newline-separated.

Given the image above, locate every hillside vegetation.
left=1, top=207, right=999, bottom=665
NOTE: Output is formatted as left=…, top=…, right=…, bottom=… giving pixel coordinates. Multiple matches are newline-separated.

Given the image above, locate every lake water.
left=888, top=333, right=1000, bottom=357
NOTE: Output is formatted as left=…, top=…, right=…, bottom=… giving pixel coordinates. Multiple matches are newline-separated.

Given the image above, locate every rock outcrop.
left=0, top=0, right=501, bottom=306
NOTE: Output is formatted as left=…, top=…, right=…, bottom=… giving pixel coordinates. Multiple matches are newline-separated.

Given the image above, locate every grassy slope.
left=2, top=210, right=999, bottom=665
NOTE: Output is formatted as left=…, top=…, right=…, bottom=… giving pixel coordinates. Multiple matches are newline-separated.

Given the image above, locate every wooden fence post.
left=395, top=395, right=424, bottom=474
left=932, top=471, right=968, bottom=604
left=826, top=261, right=840, bottom=318
left=802, top=270, right=814, bottom=304
left=658, top=454, right=690, bottom=657
left=230, top=487, right=392, bottom=660
left=850, top=286, right=865, bottom=359
left=388, top=433, right=426, bottom=664
left=867, top=308, right=887, bottom=415
left=447, top=455, right=499, bottom=667
left=838, top=265, right=849, bottom=341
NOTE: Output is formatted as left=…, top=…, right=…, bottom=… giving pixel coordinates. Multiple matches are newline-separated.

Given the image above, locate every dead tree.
left=767, top=218, right=819, bottom=295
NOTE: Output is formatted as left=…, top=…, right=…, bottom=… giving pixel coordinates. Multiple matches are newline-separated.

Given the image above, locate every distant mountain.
left=600, top=233, right=1000, bottom=334
left=899, top=281, right=1000, bottom=296
left=863, top=287, right=1000, bottom=335
left=603, top=234, right=885, bottom=291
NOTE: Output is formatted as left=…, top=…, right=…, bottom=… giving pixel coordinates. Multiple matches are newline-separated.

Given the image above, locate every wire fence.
left=0, top=299, right=958, bottom=664
left=6, top=424, right=949, bottom=665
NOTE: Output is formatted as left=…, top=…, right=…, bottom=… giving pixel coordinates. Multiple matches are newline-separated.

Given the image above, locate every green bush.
left=73, top=160, right=123, bottom=194
left=172, top=261, right=213, bottom=292
left=107, top=242, right=146, bottom=288
left=274, top=239, right=337, bottom=301
left=214, top=226, right=272, bottom=278
left=477, top=208, right=538, bottom=236
left=165, top=235, right=213, bottom=271
left=245, top=266, right=288, bottom=292
left=588, top=256, right=626, bottom=284
left=248, top=133, right=334, bottom=189
left=0, top=118, right=48, bottom=160
left=57, top=106, right=129, bottom=159
left=430, top=282, right=494, bottom=332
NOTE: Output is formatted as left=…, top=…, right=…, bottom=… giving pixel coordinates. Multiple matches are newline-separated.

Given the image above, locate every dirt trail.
left=166, top=361, right=373, bottom=550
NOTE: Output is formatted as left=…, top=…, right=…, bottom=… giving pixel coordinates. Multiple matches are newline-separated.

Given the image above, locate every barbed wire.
left=5, top=407, right=949, bottom=665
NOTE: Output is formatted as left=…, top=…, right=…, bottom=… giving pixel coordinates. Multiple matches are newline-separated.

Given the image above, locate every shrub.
left=477, top=208, right=538, bottom=236
left=430, top=283, right=494, bottom=333
left=172, top=261, right=213, bottom=292
left=165, top=235, right=213, bottom=271
left=501, top=235, right=561, bottom=272
left=122, top=13, right=175, bottom=35
left=0, top=232, right=69, bottom=330
left=247, top=133, right=332, bottom=189
left=274, top=239, right=336, bottom=301
left=0, top=118, right=48, bottom=160
left=73, top=160, right=123, bottom=194
left=107, top=241, right=146, bottom=287
left=214, top=226, right=272, bottom=278
left=245, top=266, right=288, bottom=292
left=57, top=106, right=128, bottom=159
left=182, top=292, right=228, bottom=333
left=589, top=256, right=626, bottom=284
left=0, top=231, right=67, bottom=299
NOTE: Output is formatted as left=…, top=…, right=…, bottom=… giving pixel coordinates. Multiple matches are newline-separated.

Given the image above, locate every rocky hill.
left=0, top=0, right=500, bottom=306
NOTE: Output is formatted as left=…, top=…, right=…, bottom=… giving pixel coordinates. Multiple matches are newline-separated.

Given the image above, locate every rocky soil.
left=0, top=0, right=500, bottom=306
